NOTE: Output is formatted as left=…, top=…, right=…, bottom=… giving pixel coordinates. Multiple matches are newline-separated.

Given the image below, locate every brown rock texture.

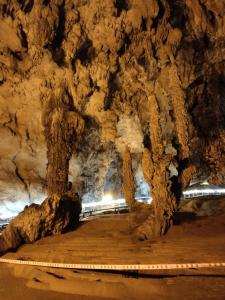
left=0, top=0, right=224, bottom=244
left=43, top=84, right=84, bottom=197
left=0, top=194, right=81, bottom=255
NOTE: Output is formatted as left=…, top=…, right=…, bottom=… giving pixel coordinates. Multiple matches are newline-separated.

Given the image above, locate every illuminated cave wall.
left=0, top=0, right=225, bottom=220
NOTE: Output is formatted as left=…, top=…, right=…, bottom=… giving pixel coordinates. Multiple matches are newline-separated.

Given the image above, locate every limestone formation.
left=0, top=82, right=84, bottom=254
left=0, top=194, right=81, bottom=255
left=122, top=146, right=136, bottom=210
left=0, top=0, right=224, bottom=246
left=43, top=85, right=84, bottom=197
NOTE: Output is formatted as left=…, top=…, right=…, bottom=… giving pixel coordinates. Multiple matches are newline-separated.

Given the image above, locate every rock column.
left=0, top=86, right=84, bottom=255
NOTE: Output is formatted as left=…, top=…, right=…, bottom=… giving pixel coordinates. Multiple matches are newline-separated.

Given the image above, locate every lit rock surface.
left=0, top=1, right=224, bottom=242
left=0, top=194, right=81, bottom=255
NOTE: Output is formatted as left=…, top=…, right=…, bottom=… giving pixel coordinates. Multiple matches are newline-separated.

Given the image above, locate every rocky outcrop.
left=0, top=194, right=81, bottom=255
left=179, top=196, right=225, bottom=217
left=0, top=0, right=224, bottom=244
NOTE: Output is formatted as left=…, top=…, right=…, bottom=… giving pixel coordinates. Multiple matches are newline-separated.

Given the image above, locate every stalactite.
left=122, top=146, right=136, bottom=211
left=168, top=65, right=190, bottom=159
left=44, top=89, right=84, bottom=197
left=141, top=148, right=154, bottom=187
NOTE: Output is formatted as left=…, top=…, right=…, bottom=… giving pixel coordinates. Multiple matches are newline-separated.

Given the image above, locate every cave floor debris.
left=1, top=212, right=225, bottom=300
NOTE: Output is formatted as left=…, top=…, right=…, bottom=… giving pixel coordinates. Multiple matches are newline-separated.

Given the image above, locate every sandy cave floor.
left=0, top=212, right=225, bottom=300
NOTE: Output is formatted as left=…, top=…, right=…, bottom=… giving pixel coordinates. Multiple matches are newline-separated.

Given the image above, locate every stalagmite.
left=123, top=146, right=154, bottom=238
left=134, top=95, right=177, bottom=240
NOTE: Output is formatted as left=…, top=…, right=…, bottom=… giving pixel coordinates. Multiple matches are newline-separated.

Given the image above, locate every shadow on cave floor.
left=72, top=269, right=225, bottom=279
left=173, top=212, right=197, bottom=225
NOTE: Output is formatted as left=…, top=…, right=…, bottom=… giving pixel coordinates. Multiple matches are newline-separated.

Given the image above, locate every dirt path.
left=0, top=212, right=225, bottom=299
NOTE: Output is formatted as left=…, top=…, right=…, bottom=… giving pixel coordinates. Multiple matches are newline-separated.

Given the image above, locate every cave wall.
left=0, top=0, right=224, bottom=219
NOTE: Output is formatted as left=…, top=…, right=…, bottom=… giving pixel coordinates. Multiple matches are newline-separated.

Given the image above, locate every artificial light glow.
left=101, top=193, right=113, bottom=205
left=201, top=180, right=209, bottom=186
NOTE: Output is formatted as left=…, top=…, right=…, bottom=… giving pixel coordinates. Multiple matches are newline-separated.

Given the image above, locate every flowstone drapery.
left=123, top=66, right=195, bottom=240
